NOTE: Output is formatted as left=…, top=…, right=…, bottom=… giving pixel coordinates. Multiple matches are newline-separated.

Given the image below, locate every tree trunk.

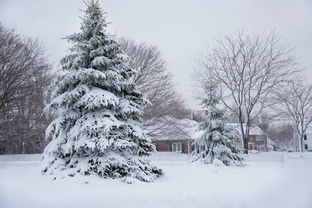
left=299, top=134, right=303, bottom=152
left=264, top=134, right=268, bottom=152
left=244, top=123, right=251, bottom=154
left=243, top=137, right=249, bottom=154
left=239, top=124, right=248, bottom=154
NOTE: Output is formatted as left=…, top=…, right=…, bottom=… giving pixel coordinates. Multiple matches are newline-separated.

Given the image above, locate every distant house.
left=303, top=127, right=312, bottom=151
left=228, top=123, right=268, bottom=151
left=152, top=138, right=194, bottom=154
left=149, top=117, right=269, bottom=154
left=149, top=117, right=199, bottom=154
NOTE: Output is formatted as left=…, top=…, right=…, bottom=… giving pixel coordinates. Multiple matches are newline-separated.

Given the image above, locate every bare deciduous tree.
left=119, top=38, right=190, bottom=137
left=0, top=24, right=52, bottom=154
left=195, top=31, right=298, bottom=153
left=273, top=79, right=312, bottom=152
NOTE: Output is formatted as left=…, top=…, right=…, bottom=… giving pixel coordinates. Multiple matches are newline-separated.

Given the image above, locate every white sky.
left=0, top=0, right=311, bottom=108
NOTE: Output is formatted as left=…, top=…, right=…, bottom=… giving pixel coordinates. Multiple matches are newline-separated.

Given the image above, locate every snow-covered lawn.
left=0, top=152, right=311, bottom=208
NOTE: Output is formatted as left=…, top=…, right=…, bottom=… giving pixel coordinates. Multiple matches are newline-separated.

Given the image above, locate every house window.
left=305, top=144, right=308, bottom=150
left=304, top=135, right=307, bottom=140
left=172, top=143, right=182, bottom=153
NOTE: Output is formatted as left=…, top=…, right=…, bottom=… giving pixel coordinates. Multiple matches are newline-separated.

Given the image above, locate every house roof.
left=147, top=116, right=200, bottom=141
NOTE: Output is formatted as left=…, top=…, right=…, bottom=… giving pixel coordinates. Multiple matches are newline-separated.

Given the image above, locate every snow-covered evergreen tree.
left=41, top=0, right=161, bottom=182
left=192, top=81, right=244, bottom=166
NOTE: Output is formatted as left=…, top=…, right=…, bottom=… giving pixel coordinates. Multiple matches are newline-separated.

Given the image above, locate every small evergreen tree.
left=42, top=0, right=161, bottom=182
left=192, top=81, right=244, bottom=166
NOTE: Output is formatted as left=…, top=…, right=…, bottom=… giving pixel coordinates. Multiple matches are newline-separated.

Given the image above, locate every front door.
left=249, top=143, right=254, bottom=150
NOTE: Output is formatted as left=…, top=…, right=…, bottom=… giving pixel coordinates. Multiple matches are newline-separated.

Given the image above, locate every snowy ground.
left=0, top=152, right=312, bottom=208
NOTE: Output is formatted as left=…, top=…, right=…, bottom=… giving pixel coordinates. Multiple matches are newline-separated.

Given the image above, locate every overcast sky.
left=0, top=0, right=311, bottom=108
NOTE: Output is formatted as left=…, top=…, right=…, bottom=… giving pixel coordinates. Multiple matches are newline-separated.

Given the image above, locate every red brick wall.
left=249, top=135, right=256, bottom=142
left=152, top=135, right=267, bottom=153
left=248, top=135, right=265, bottom=150
left=152, top=139, right=193, bottom=154
left=232, top=135, right=266, bottom=151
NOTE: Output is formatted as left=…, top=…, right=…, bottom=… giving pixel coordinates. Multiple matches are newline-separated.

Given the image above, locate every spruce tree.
left=42, top=0, right=161, bottom=182
left=192, top=81, right=244, bottom=166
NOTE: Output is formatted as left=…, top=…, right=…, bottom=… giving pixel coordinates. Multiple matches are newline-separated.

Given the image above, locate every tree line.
left=0, top=24, right=52, bottom=154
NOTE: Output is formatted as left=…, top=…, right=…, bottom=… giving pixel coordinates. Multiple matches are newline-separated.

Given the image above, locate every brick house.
left=149, top=118, right=199, bottom=154
left=228, top=124, right=267, bottom=151
left=152, top=139, right=193, bottom=154
left=150, top=119, right=268, bottom=154
left=246, top=134, right=266, bottom=151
